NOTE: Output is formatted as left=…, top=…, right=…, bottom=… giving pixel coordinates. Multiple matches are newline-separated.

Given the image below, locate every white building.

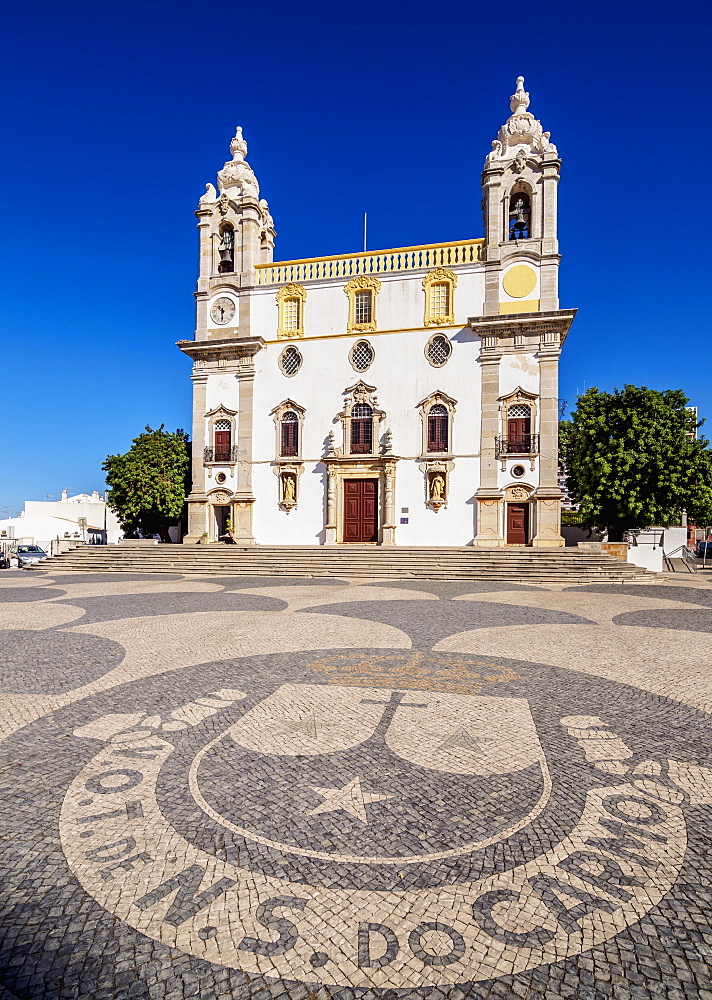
left=0, top=490, right=124, bottom=550
left=180, top=77, right=575, bottom=547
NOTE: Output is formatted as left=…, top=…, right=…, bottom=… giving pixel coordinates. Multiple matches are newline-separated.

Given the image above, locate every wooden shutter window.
left=281, top=411, right=299, bottom=456
left=427, top=404, right=448, bottom=453
left=214, top=420, right=232, bottom=462
left=351, top=403, right=373, bottom=454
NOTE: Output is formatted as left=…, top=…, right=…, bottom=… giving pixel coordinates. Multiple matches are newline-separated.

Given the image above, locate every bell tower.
left=472, top=77, right=574, bottom=550
left=481, top=77, right=561, bottom=314
left=179, top=128, right=276, bottom=545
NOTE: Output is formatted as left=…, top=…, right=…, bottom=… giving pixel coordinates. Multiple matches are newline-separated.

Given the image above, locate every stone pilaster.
left=473, top=350, right=505, bottom=547
left=183, top=373, right=208, bottom=544
left=532, top=344, right=565, bottom=547
left=325, top=466, right=337, bottom=545
left=382, top=460, right=396, bottom=546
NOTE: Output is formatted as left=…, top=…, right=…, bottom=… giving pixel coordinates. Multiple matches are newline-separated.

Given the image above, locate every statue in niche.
left=283, top=475, right=296, bottom=505
left=430, top=474, right=445, bottom=503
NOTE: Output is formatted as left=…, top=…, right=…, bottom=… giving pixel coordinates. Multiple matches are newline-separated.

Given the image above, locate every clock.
left=210, top=297, right=236, bottom=325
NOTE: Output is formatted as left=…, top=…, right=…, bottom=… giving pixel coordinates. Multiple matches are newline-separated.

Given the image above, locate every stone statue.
left=283, top=475, right=296, bottom=504
left=431, top=474, right=445, bottom=502
left=199, top=183, right=216, bottom=204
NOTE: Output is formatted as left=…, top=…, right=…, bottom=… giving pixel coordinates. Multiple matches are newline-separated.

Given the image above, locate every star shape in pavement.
left=307, top=776, right=393, bottom=825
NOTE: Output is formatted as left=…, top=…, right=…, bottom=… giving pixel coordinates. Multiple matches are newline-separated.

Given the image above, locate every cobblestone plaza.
left=0, top=569, right=711, bottom=1000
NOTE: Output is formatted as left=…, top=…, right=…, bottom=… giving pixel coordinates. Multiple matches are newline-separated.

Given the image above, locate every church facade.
left=179, top=78, right=575, bottom=547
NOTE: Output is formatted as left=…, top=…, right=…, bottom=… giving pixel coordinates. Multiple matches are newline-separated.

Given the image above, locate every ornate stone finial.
left=510, top=76, right=530, bottom=113
left=217, top=126, right=259, bottom=199
left=230, top=126, right=248, bottom=162
left=383, top=427, right=393, bottom=454
left=486, top=75, right=557, bottom=164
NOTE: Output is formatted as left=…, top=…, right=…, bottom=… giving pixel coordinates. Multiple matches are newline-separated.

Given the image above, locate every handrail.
left=663, top=545, right=697, bottom=573
left=255, top=239, right=484, bottom=286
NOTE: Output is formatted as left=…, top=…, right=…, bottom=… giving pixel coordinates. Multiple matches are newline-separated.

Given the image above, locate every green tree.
left=103, top=426, right=191, bottom=542
left=565, top=386, right=712, bottom=541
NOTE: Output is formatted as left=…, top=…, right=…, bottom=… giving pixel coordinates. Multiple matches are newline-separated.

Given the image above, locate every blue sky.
left=1, top=0, right=709, bottom=514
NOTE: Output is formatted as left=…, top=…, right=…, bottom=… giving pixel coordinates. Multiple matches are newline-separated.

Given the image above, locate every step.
left=39, top=544, right=651, bottom=584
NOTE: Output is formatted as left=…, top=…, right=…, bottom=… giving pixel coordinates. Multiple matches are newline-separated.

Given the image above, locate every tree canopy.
left=103, top=426, right=191, bottom=542
left=563, top=386, right=712, bottom=540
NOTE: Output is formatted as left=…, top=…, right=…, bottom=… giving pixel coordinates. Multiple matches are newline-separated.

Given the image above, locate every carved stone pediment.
left=498, top=386, right=538, bottom=405
left=205, top=404, right=238, bottom=419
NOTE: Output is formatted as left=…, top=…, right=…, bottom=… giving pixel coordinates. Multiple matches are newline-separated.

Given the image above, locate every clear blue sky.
left=1, top=0, right=709, bottom=515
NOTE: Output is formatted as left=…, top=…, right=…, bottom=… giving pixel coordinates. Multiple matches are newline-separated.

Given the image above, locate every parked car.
left=16, top=545, right=47, bottom=567
left=695, top=540, right=712, bottom=557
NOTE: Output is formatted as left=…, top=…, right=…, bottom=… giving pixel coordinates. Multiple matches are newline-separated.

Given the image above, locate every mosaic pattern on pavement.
left=0, top=568, right=711, bottom=1000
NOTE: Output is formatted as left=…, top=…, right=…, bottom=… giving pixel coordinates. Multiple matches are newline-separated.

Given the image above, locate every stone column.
left=473, top=347, right=505, bottom=546
left=382, top=460, right=396, bottom=546
left=183, top=372, right=208, bottom=544
left=532, top=344, right=565, bottom=547
left=324, top=465, right=337, bottom=545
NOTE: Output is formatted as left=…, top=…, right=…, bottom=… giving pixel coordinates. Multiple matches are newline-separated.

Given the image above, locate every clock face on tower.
left=210, top=297, right=236, bottom=325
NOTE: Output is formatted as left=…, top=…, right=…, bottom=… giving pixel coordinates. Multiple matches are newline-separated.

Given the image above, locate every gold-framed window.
left=276, top=283, right=307, bottom=339
left=344, top=276, right=382, bottom=334
left=423, top=267, right=457, bottom=326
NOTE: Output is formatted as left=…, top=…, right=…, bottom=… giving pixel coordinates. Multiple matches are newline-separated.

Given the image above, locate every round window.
left=511, top=465, right=526, bottom=478
left=216, top=472, right=227, bottom=484
left=426, top=335, right=452, bottom=367
left=279, top=346, right=303, bottom=376
left=350, top=340, right=374, bottom=372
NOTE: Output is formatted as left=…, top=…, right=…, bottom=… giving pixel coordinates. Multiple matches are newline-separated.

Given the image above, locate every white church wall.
left=248, top=267, right=485, bottom=343
left=205, top=373, right=239, bottom=413
left=498, top=353, right=539, bottom=397
left=249, top=325, right=483, bottom=545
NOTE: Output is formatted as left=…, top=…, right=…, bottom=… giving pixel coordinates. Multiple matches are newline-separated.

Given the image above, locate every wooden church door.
left=506, top=503, right=529, bottom=544
left=343, top=479, right=379, bottom=542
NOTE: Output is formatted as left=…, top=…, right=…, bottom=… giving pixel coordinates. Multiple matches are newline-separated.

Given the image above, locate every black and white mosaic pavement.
left=0, top=569, right=711, bottom=1000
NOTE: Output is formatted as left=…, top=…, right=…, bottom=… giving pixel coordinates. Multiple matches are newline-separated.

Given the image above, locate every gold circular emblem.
left=502, top=265, right=537, bottom=298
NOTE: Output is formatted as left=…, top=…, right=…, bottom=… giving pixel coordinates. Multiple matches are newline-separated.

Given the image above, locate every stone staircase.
left=37, top=544, right=654, bottom=584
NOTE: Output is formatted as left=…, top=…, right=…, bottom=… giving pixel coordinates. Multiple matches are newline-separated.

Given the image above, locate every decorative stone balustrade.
left=255, top=239, right=484, bottom=286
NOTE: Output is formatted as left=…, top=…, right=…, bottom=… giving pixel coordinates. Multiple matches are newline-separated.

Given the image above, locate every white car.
left=16, top=545, right=48, bottom=567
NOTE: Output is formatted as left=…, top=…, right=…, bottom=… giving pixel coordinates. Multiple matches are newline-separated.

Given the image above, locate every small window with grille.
left=350, top=340, right=374, bottom=372
left=283, top=298, right=300, bottom=331
left=508, top=404, right=531, bottom=418
left=427, top=403, right=449, bottom=453
left=354, top=290, right=373, bottom=325
left=279, top=346, right=303, bottom=376
left=426, top=335, right=452, bottom=367
left=351, top=403, right=373, bottom=454
left=281, top=411, right=299, bottom=457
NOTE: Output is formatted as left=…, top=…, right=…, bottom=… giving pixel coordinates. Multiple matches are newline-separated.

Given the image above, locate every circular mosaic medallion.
left=38, top=647, right=711, bottom=991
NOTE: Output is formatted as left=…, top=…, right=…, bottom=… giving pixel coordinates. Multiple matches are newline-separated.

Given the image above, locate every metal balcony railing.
left=495, top=434, right=540, bottom=457
left=204, top=446, right=240, bottom=464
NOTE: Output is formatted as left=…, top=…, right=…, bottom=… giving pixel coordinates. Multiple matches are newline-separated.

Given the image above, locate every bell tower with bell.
left=481, top=76, right=561, bottom=314
left=178, top=128, right=277, bottom=545
left=471, top=77, right=575, bottom=549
